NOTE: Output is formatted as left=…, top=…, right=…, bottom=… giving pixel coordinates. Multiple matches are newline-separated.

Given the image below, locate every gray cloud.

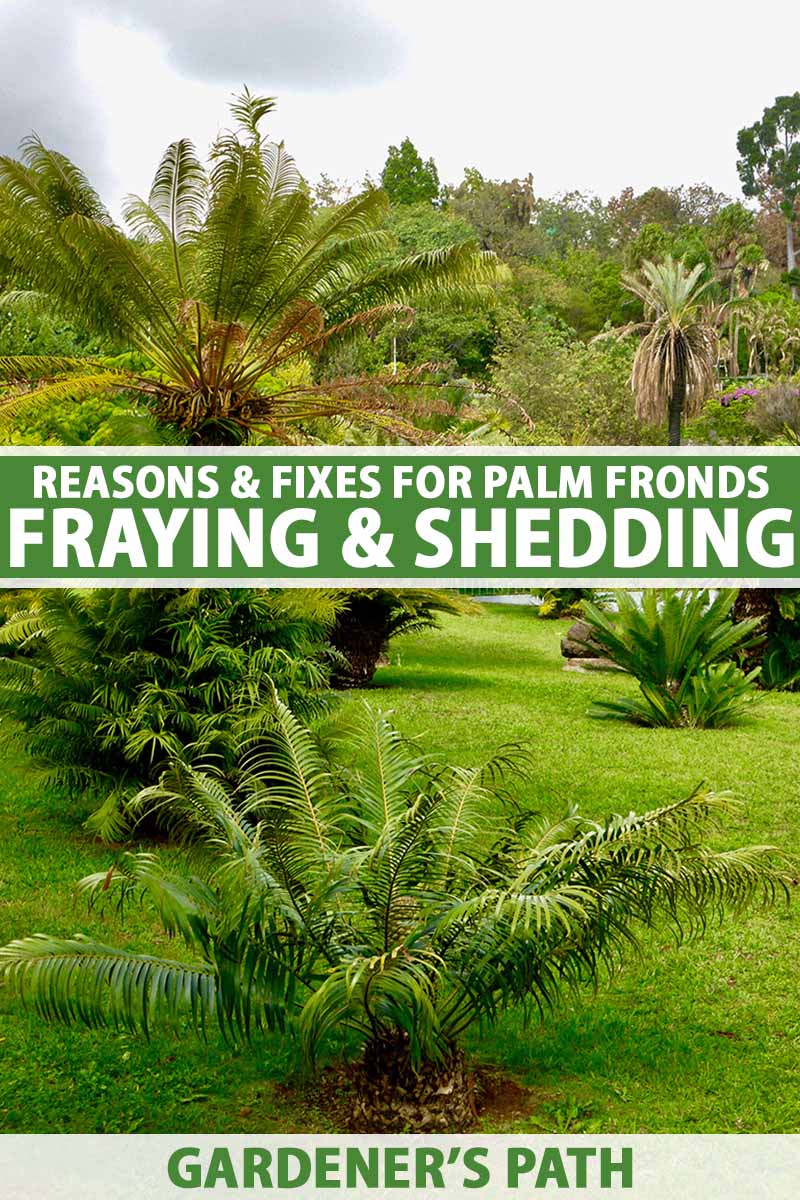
left=0, top=0, right=401, bottom=190
left=88, top=0, right=403, bottom=89
left=0, top=1, right=108, bottom=183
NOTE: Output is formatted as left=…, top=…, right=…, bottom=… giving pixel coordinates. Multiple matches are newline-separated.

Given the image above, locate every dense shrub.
left=583, top=589, right=763, bottom=728
left=0, top=588, right=341, bottom=835
left=0, top=305, right=98, bottom=359
left=6, top=394, right=132, bottom=446
left=532, top=588, right=607, bottom=619
left=491, top=312, right=644, bottom=445
left=733, top=588, right=800, bottom=691
left=747, top=380, right=800, bottom=441
left=683, top=386, right=764, bottom=445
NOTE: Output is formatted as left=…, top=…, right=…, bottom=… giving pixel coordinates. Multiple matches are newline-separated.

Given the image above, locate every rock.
left=561, top=619, right=604, bottom=660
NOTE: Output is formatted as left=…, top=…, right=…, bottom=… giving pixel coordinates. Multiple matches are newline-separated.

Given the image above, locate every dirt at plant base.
left=275, top=1064, right=543, bottom=1133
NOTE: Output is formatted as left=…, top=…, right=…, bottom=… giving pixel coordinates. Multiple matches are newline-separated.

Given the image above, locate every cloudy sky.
left=1, top=0, right=797, bottom=212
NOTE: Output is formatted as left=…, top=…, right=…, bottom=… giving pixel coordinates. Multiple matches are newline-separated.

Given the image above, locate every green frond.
left=98, top=410, right=189, bottom=446
left=0, top=354, right=106, bottom=381
left=230, top=88, right=278, bottom=138
left=0, top=370, right=132, bottom=428
left=0, top=703, right=791, bottom=1066
left=583, top=590, right=763, bottom=728
left=18, top=134, right=111, bottom=222
left=346, top=704, right=429, bottom=835
left=0, top=934, right=218, bottom=1037
left=148, top=138, right=207, bottom=245
left=79, top=851, right=219, bottom=949
left=300, top=949, right=445, bottom=1067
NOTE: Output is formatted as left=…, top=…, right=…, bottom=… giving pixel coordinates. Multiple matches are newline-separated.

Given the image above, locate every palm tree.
left=1, top=702, right=788, bottom=1131
left=612, top=257, right=720, bottom=445
left=0, top=90, right=494, bottom=445
left=328, top=588, right=476, bottom=686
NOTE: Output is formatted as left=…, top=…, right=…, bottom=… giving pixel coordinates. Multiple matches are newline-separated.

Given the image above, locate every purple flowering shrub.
left=746, top=382, right=800, bottom=440
left=684, top=384, right=764, bottom=445
left=686, top=379, right=800, bottom=444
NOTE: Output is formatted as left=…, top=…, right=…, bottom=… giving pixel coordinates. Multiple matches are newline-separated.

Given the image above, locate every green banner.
left=1, top=447, right=798, bottom=585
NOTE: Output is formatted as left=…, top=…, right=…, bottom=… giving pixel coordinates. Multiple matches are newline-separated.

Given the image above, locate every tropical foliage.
left=0, top=92, right=494, bottom=445
left=0, top=587, right=340, bottom=836
left=583, top=589, right=763, bottom=728
left=532, top=588, right=606, bottom=619
left=0, top=701, right=789, bottom=1131
left=732, top=588, right=800, bottom=691
left=2, top=90, right=800, bottom=450
left=492, top=310, right=641, bottom=445
left=607, top=258, right=721, bottom=445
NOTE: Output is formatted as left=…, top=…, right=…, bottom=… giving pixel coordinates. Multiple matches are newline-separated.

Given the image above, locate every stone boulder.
left=561, top=619, right=603, bottom=659
left=560, top=619, right=622, bottom=673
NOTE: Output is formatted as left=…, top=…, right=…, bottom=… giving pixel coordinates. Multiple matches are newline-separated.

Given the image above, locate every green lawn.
left=1, top=603, right=798, bottom=1133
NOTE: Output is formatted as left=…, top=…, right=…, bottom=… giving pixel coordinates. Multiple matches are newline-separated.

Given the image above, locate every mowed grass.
left=1, top=603, right=798, bottom=1133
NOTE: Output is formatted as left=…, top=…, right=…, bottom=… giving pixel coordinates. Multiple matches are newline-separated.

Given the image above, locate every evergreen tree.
left=381, top=137, right=440, bottom=206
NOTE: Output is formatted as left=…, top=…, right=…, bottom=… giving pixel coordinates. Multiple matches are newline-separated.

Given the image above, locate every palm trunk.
left=733, top=304, right=743, bottom=377
left=787, top=219, right=797, bottom=301
left=728, top=273, right=737, bottom=376
left=732, top=588, right=778, bottom=674
left=329, top=598, right=390, bottom=688
left=667, top=355, right=686, bottom=446
left=349, top=1032, right=477, bottom=1133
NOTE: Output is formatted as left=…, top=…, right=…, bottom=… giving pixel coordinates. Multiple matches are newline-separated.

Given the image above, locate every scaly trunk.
left=732, top=588, right=779, bottom=674
left=329, top=595, right=390, bottom=688
left=667, top=352, right=686, bottom=447
left=349, top=1032, right=477, bottom=1133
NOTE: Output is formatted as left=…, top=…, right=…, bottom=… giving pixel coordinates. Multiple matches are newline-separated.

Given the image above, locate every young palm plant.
left=584, top=589, right=763, bottom=728
left=606, top=257, right=721, bottom=445
left=0, top=91, right=495, bottom=445
left=0, top=701, right=788, bottom=1131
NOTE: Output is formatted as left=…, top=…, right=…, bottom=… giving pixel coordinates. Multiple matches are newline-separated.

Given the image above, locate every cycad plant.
left=584, top=589, right=763, bottom=728
left=0, top=587, right=340, bottom=836
left=1, top=701, right=788, bottom=1131
left=0, top=91, right=494, bottom=445
left=611, top=257, right=721, bottom=445
left=328, top=589, right=477, bottom=686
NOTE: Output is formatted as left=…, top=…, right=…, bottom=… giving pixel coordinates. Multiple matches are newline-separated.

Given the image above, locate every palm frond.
left=0, top=934, right=219, bottom=1037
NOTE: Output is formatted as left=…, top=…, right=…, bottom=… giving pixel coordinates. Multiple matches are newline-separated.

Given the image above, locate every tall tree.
left=381, top=137, right=441, bottom=207
left=0, top=93, right=492, bottom=444
left=737, top=94, right=800, bottom=298
left=448, top=171, right=539, bottom=257
left=611, top=257, right=720, bottom=445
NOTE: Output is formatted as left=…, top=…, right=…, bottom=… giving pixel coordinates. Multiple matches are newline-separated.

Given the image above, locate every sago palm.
left=1, top=701, right=788, bottom=1131
left=584, top=589, right=763, bottom=727
left=328, top=588, right=477, bottom=686
left=0, top=90, right=495, bottom=445
left=611, top=257, right=721, bottom=445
